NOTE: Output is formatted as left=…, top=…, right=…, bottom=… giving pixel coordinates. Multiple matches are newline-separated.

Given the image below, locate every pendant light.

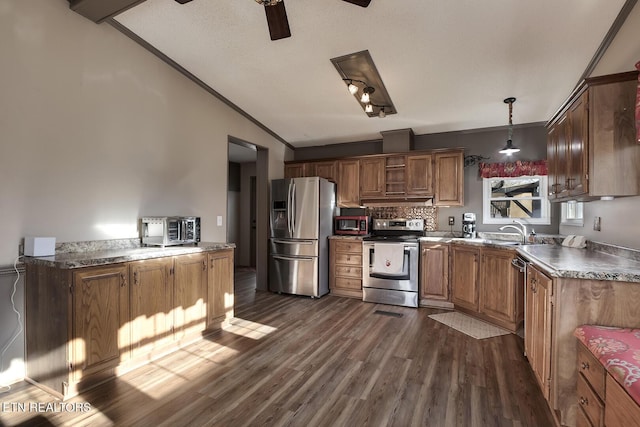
left=499, top=97, right=520, bottom=155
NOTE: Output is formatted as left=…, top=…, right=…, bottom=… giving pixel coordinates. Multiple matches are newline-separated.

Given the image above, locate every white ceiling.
left=115, top=0, right=632, bottom=148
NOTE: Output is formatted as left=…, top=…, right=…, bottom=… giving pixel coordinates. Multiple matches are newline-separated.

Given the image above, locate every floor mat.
left=428, top=311, right=511, bottom=339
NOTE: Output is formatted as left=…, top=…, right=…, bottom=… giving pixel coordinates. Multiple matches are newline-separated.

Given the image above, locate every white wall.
left=559, top=1, right=640, bottom=250
left=0, top=0, right=289, bottom=384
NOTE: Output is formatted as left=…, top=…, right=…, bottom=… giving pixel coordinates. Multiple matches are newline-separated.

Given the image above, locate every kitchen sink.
left=460, top=238, right=522, bottom=246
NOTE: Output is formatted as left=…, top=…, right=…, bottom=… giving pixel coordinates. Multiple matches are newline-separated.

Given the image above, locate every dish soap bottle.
left=528, top=229, right=537, bottom=244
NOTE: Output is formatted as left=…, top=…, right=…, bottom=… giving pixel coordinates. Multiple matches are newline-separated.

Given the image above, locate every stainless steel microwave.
left=140, top=216, right=200, bottom=247
left=334, top=215, right=370, bottom=235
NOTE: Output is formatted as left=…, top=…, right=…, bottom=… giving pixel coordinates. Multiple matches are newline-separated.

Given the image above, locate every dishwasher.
left=511, top=255, right=529, bottom=355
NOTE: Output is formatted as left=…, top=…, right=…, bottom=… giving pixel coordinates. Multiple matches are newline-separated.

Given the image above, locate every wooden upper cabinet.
left=359, top=157, right=386, bottom=199
left=337, top=159, right=360, bottom=207
left=546, top=71, right=639, bottom=201
left=434, top=150, right=464, bottom=206
left=284, top=163, right=307, bottom=178
left=567, top=93, right=588, bottom=197
left=406, top=154, right=433, bottom=196
left=309, top=160, right=337, bottom=182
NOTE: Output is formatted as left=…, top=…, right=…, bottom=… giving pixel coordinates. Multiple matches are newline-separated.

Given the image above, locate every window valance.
left=479, top=160, right=547, bottom=178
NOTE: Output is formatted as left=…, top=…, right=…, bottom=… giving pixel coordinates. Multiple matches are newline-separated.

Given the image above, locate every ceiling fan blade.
left=342, top=0, right=371, bottom=7
left=264, top=1, right=291, bottom=40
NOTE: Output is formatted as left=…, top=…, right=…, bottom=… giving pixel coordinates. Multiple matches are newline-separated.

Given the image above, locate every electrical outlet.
left=18, top=242, right=24, bottom=256
left=448, top=216, right=455, bottom=226
left=593, top=216, right=601, bottom=231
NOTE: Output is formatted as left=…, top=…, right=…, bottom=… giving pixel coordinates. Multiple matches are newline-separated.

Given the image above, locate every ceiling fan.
left=174, top=0, right=372, bottom=41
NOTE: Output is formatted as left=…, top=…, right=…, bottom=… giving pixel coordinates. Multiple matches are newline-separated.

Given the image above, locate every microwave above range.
left=334, top=215, right=370, bottom=236
left=140, top=216, right=200, bottom=247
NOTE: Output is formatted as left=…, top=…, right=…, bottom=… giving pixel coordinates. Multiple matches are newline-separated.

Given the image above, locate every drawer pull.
left=579, top=397, right=588, bottom=406
left=581, top=362, right=589, bottom=370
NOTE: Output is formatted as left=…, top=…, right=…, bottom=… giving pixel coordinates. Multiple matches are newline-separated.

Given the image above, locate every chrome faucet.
left=498, top=220, right=528, bottom=244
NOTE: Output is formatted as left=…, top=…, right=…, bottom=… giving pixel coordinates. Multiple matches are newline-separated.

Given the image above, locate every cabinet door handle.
left=581, top=362, right=589, bottom=370
left=120, top=273, right=127, bottom=287
left=202, top=260, right=207, bottom=271
left=579, top=397, right=588, bottom=406
left=133, top=271, right=139, bottom=286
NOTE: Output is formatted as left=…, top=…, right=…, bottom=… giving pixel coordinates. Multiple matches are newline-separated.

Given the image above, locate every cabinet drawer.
left=576, top=407, right=594, bottom=427
left=605, top=373, right=640, bottom=427
left=334, top=241, right=362, bottom=253
left=577, top=373, right=604, bottom=427
left=335, top=253, right=362, bottom=266
left=334, top=277, right=362, bottom=291
left=577, top=344, right=605, bottom=399
left=335, top=266, right=362, bottom=279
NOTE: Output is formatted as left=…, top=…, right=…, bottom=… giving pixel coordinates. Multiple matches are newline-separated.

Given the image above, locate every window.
left=561, top=201, right=584, bottom=226
left=483, top=176, right=551, bottom=225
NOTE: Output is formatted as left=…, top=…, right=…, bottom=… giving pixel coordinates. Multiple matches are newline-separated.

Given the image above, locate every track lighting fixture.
left=360, top=86, right=374, bottom=103
left=332, top=50, right=397, bottom=118
left=499, top=97, right=521, bottom=155
left=255, top=0, right=282, bottom=5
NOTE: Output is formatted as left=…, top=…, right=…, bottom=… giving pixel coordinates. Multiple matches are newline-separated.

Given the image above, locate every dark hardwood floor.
left=0, top=269, right=555, bottom=426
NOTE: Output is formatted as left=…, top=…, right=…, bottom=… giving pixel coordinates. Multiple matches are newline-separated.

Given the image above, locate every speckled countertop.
left=22, top=242, right=235, bottom=269
left=329, top=234, right=640, bottom=283
left=517, top=244, right=640, bottom=283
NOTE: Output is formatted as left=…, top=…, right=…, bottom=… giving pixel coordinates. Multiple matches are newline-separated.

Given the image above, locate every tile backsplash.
left=366, top=206, right=437, bottom=231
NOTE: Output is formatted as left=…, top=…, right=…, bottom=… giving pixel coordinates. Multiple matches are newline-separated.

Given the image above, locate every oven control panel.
left=372, top=218, right=424, bottom=232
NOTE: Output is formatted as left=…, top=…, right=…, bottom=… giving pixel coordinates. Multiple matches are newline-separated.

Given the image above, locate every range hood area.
left=381, top=128, right=414, bottom=153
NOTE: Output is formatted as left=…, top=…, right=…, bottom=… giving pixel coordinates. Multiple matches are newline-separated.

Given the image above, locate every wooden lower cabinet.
left=208, top=249, right=234, bottom=328
left=25, top=248, right=233, bottom=399
left=72, top=265, right=130, bottom=383
left=450, top=244, right=523, bottom=332
left=329, top=239, right=363, bottom=299
left=479, top=247, right=524, bottom=331
left=419, top=242, right=450, bottom=307
left=129, top=258, right=173, bottom=358
left=450, top=245, right=480, bottom=312
left=525, top=264, right=553, bottom=401
left=173, top=253, right=208, bottom=341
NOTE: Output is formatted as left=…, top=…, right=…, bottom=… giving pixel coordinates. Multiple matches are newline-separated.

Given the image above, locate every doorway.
left=227, top=137, right=269, bottom=291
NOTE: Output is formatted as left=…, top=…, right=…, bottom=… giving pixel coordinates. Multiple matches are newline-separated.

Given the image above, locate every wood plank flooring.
left=0, top=269, right=555, bottom=426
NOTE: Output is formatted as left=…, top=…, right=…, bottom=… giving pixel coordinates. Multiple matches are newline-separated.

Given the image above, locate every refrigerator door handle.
left=272, top=254, right=315, bottom=261
left=287, top=181, right=294, bottom=237
left=272, top=239, right=314, bottom=245
left=291, top=181, right=296, bottom=235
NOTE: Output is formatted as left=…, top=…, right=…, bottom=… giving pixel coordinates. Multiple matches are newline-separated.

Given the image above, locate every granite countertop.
left=22, top=242, right=235, bottom=269
left=328, top=235, right=367, bottom=240
left=517, top=244, right=640, bottom=283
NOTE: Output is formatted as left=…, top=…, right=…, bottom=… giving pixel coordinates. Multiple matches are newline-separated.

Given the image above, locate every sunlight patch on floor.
left=225, top=318, right=277, bottom=340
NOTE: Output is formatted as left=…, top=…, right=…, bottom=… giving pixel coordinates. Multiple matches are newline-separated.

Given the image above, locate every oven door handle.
left=272, top=255, right=315, bottom=262
left=369, top=272, right=410, bottom=280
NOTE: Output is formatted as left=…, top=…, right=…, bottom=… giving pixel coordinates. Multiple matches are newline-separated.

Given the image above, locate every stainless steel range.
left=362, top=218, right=424, bottom=308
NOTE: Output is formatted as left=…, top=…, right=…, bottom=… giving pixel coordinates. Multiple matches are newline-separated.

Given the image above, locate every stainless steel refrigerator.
left=269, top=177, right=335, bottom=297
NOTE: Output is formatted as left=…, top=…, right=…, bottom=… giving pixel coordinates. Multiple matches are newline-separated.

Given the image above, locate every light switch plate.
left=217, top=215, right=223, bottom=226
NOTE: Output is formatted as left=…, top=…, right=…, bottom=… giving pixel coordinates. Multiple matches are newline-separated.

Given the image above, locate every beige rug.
left=428, top=311, right=511, bottom=340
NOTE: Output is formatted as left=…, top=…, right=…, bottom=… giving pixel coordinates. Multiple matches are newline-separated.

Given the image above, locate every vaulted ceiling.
left=113, top=0, right=635, bottom=148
